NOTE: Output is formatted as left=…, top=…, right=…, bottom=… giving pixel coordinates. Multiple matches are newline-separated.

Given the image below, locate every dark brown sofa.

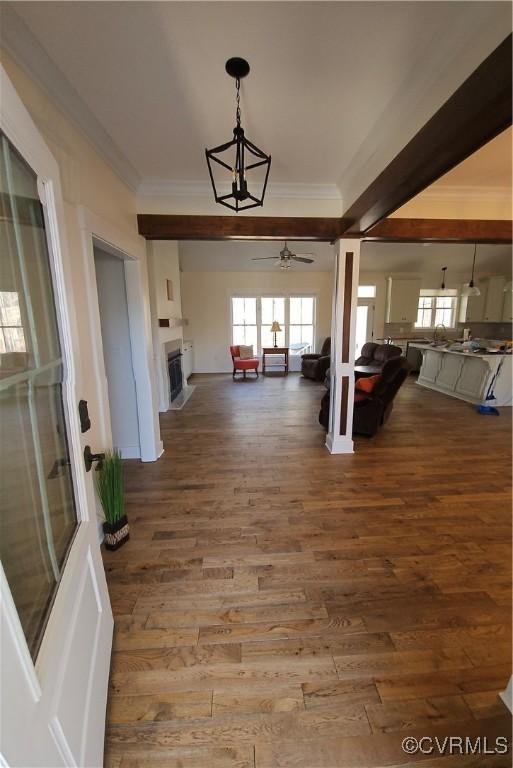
left=355, top=342, right=402, bottom=372
left=318, top=356, right=410, bottom=436
left=301, top=337, right=331, bottom=381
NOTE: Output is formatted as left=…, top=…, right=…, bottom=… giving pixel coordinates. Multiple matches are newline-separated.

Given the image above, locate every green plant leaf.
left=96, top=449, right=124, bottom=524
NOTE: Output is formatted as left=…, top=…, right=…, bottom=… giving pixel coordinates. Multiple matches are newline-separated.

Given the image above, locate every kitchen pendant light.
left=205, top=57, right=271, bottom=212
left=461, top=244, right=481, bottom=297
left=440, top=266, right=447, bottom=291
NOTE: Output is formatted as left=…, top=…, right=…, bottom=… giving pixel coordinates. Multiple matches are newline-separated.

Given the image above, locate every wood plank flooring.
left=103, top=373, right=512, bottom=767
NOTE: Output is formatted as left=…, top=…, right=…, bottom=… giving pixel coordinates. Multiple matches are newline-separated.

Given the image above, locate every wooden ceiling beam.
left=340, top=34, right=512, bottom=235
left=363, top=218, right=513, bottom=244
left=137, top=214, right=344, bottom=241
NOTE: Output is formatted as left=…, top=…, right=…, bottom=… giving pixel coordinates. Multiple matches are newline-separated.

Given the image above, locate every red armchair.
left=230, top=345, right=259, bottom=379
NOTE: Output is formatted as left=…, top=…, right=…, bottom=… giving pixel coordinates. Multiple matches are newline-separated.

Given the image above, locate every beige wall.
left=392, top=192, right=512, bottom=220
left=146, top=240, right=183, bottom=409
left=1, top=50, right=143, bottom=452
left=181, top=270, right=333, bottom=373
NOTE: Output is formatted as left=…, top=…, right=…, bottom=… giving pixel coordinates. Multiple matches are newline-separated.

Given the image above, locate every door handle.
left=84, top=445, right=105, bottom=472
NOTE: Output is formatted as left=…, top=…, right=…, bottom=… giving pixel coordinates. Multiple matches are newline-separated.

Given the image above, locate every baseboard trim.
left=119, top=445, right=141, bottom=460
left=326, top=433, right=354, bottom=454
left=499, top=678, right=513, bottom=713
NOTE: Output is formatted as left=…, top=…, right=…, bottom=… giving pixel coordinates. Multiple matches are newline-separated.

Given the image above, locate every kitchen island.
left=410, top=344, right=512, bottom=406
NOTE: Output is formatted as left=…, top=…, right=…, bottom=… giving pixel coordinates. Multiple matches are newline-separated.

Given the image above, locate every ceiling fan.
left=251, top=242, right=315, bottom=269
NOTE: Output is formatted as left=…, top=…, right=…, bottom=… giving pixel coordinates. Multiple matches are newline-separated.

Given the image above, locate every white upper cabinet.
left=483, top=276, right=506, bottom=322
left=463, top=280, right=487, bottom=322
left=460, top=276, right=507, bottom=322
left=503, top=289, right=513, bottom=322
left=385, top=278, right=421, bottom=323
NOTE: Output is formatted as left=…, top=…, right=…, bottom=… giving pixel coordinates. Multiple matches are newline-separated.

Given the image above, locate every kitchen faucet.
left=433, top=323, right=446, bottom=345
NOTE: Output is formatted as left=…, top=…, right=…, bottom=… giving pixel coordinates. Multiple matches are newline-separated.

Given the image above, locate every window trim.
left=414, top=291, right=459, bottom=330
left=0, top=290, right=27, bottom=354
left=231, top=296, right=258, bottom=349
left=230, top=294, right=317, bottom=354
left=357, top=285, right=377, bottom=299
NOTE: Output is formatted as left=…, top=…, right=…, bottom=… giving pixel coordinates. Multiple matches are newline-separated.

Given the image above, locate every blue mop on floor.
left=476, top=357, right=503, bottom=416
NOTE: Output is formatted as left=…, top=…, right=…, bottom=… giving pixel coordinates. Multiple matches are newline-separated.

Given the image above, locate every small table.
left=262, top=347, right=289, bottom=375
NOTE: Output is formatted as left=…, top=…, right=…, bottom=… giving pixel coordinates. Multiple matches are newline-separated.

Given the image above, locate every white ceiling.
left=179, top=240, right=512, bottom=274
left=4, top=1, right=511, bottom=196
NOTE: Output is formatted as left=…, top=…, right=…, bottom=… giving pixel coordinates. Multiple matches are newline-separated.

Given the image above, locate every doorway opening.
left=93, top=246, right=141, bottom=459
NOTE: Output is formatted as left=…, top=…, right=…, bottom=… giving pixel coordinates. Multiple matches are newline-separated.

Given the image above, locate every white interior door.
left=355, top=298, right=375, bottom=357
left=1, top=67, right=113, bottom=768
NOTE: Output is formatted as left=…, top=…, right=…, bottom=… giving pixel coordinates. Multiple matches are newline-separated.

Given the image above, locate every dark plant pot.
left=103, top=515, right=129, bottom=551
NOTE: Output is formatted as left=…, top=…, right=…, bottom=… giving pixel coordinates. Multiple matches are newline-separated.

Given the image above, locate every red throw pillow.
left=356, top=374, right=380, bottom=394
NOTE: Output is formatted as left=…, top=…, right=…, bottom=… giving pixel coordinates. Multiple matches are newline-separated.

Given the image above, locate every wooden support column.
left=326, top=239, right=360, bottom=454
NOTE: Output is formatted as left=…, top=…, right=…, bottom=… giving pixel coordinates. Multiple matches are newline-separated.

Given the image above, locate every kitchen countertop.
left=409, top=343, right=510, bottom=360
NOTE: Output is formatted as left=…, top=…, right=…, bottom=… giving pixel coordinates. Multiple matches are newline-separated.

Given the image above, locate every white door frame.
left=1, top=64, right=112, bottom=768
left=78, top=206, right=163, bottom=462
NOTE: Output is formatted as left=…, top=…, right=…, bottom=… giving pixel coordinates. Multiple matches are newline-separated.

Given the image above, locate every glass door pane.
left=261, top=297, right=285, bottom=350
left=355, top=305, right=369, bottom=357
left=0, top=132, right=78, bottom=659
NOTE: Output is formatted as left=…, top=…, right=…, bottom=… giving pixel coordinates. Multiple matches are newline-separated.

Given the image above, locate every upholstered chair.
left=301, top=337, right=331, bottom=381
left=230, top=345, right=259, bottom=379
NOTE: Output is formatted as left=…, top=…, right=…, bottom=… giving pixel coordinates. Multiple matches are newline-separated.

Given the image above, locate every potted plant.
left=96, top=449, right=129, bottom=550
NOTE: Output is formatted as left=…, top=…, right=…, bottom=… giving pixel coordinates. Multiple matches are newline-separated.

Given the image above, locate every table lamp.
left=271, top=321, right=282, bottom=348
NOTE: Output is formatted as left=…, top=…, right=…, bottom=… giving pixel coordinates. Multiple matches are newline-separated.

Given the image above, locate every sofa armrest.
left=317, top=355, right=331, bottom=374
left=301, top=353, right=320, bottom=360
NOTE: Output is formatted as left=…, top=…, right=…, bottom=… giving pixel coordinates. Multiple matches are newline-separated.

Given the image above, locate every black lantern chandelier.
left=205, top=57, right=271, bottom=212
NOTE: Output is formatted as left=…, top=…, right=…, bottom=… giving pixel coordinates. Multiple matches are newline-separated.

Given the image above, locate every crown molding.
left=418, top=185, right=512, bottom=203
left=0, top=4, right=140, bottom=191
left=137, top=179, right=342, bottom=200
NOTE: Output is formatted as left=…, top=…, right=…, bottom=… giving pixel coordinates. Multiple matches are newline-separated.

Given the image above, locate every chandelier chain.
left=235, top=77, right=241, bottom=126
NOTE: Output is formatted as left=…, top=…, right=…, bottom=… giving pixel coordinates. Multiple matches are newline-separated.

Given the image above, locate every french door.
left=0, top=68, right=112, bottom=767
left=355, top=298, right=375, bottom=357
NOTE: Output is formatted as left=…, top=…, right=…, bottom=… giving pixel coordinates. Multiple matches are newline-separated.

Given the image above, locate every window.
left=232, top=297, right=257, bottom=349
left=0, top=291, right=26, bottom=353
left=289, top=297, right=314, bottom=353
left=261, top=297, right=285, bottom=349
left=414, top=290, right=458, bottom=329
left=231, top=296, right=315, bottom=354
left=0, top=132, right=78, bottom=659
left=358, top=285, right=376, bottom=298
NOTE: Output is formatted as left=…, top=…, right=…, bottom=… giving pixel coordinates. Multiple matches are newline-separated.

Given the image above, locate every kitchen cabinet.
left=413, top=344, right=512, bottom=406
left=459, top=276, right=507, bottom=322
left=502, top=289, right=512, bottom=322
left=385, top=277, right=421, bottom=323
left=483, top=276, right=506, bottom=322
left=463, top=281, right=486, bottom=322
left=182, top=341, right=193, bottom=379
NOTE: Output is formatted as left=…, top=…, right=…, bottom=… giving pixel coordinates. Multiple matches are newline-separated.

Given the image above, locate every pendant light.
left=461, top=244, right=481, bottom=297
left=205, top=58, right=271, bottom=212
left=440, top=266, right=447, bottom=291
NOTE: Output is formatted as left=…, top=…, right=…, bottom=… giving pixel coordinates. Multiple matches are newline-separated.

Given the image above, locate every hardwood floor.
left=103, top=373, right=512, bottom=767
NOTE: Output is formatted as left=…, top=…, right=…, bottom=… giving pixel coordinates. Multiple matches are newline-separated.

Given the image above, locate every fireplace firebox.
left=168, top=349, right=183, bottom=402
